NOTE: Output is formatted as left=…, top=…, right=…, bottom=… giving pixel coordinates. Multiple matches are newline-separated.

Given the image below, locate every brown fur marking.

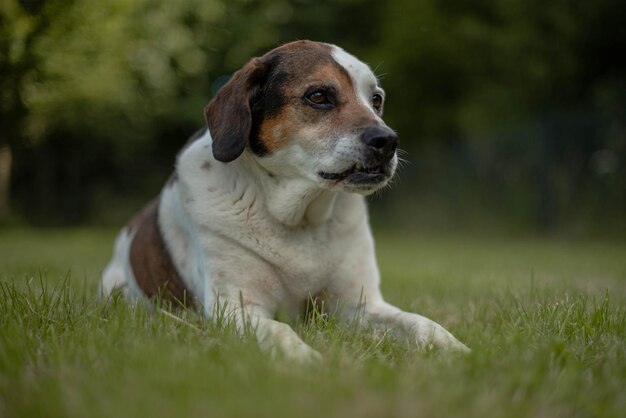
left=128, top=199, right=195, bottom=307
left=205, top=58, right=269, bottom=162
left=254, top=42, right=379, bottom=153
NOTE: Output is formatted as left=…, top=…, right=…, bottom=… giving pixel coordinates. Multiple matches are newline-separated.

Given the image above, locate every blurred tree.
left=367, top=0, right=625, bottom=233
left=5, top=0, right=291, bottom=224
left=0, top=0, right=54, bottom=218
left=1, top=0, right=624, bottom=233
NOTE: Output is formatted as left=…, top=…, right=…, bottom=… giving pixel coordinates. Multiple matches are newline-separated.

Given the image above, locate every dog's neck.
left=267, top=180, right=338, bottom=227
left=239, top=154, right=338, bottom=227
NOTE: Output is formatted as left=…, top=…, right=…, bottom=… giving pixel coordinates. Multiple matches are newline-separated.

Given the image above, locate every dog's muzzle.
left=319, top=126, right=398, bottom=187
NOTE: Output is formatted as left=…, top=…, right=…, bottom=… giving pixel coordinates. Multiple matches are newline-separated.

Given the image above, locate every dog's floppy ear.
left=205, top=57, right=268, bottom=163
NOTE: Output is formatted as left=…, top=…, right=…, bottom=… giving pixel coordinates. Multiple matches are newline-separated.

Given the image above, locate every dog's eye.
left=372, top=94, right=383, bottom=112
left=306, top=91, right=330, bottom=106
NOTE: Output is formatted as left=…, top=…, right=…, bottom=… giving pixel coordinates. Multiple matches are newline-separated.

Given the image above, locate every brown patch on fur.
left=250, top=42, right=334, bottom=153
left=201, top=40, right=379, bottom=159
left=252, top=41, right=379, bottom=153
left=201, top=160, right=211, bottom=171
left=205, top=58, right=269, bottom=162
left=128, top=199, right=196, bottom=307
left=257, top=110, right=295, bottom=152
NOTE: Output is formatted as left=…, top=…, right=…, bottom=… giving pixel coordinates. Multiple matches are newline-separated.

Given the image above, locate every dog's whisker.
left=397, top=148, right=409, bottom=157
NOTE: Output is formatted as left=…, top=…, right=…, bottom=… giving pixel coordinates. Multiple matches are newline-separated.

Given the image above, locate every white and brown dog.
left=102, top=40, right=468, bottom=360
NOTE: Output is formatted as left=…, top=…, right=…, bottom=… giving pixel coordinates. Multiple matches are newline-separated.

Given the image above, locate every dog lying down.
left=102, top=40, right=469, bottom=361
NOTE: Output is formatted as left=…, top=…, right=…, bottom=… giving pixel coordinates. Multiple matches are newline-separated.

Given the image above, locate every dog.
left=102, top=40, right=468, bottom=360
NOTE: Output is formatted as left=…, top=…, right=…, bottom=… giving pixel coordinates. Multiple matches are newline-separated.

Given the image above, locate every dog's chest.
left=228, top=214, right=350, bottom=295
left=168, top=144, right=368, bottom=302
left=274, top=224, right=346, bottom=281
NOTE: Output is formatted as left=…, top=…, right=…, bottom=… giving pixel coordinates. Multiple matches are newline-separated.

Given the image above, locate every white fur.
left=331, top=46, right=386, bottom=118
left=101, top=228, right=141, bottom=301
left=102, top=44, right=468, bottom=361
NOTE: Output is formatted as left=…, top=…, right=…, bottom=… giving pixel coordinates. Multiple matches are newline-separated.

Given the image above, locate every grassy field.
left=0, top=228, right=624, bottom=418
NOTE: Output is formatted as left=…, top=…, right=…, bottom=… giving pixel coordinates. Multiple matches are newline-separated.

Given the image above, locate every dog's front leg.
left=328, top=226, right=469, bottom=353
left=232, top=304, right=322, bottom=363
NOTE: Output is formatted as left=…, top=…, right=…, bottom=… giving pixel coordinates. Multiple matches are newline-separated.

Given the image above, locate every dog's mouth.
left=319, top=162, right=388, bottom=185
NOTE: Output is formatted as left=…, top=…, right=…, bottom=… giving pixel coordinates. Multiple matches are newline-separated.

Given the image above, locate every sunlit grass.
left=0, top=228, right=624, bottom=418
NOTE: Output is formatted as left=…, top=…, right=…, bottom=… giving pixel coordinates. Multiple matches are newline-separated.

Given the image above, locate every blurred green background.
left=1, top=0, right=624, bottom=235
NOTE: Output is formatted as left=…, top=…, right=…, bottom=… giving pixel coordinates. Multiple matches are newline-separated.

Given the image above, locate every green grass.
left=1, top=228, right=625, bottom=418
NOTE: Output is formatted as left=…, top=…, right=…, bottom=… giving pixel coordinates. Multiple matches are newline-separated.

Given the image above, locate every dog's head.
left=205, top=40, right=398, bottom=194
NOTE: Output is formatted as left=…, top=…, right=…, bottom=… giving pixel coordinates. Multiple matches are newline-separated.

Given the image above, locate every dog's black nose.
left=359, top=126, right=398, bottom=158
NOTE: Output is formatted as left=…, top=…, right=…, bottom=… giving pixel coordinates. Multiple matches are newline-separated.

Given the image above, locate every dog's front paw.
left=290, top=342, right=324, bottom=364
left=411, top=320, right=470, bottom=353
left=433, top=332, right=471, bottom=353
left=272, top=340, right=323, bottom=364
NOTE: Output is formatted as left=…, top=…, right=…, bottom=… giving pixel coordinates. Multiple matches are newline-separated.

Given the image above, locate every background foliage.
left=1, top=0, right=624, bottom=234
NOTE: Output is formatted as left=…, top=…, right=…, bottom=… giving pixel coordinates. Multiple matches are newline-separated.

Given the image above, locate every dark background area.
left=1, top=0, right=624, bottom=236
